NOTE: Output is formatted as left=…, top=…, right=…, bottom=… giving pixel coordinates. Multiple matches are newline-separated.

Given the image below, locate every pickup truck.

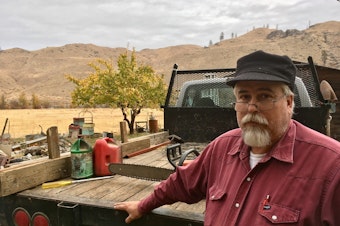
left=0, top=56, right=334, bottom=226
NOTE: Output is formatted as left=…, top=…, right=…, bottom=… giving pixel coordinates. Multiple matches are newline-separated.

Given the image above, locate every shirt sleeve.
left=138, top=143, right=213, bottom=214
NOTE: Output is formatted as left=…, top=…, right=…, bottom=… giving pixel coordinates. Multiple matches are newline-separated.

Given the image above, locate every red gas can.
left=93, top=137, right=121, bottom=176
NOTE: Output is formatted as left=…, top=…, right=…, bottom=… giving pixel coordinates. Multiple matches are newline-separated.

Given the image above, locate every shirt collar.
left=268, top=120, right=295, bottom=163
left=229, top=120, right=296, bottom=164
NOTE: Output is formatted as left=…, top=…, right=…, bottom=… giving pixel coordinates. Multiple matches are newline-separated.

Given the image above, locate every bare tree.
left=18, top=92, right=28, bottom=109
left=220, top=32, right=224, bottom=42
left=0, top=94, right=6, bottom=109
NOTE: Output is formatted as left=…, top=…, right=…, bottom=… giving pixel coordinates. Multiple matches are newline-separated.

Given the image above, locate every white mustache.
left=241, top=113, right=269, bottom=126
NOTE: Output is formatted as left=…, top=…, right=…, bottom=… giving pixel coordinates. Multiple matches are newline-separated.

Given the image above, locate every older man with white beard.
left=114, top=51, right=340, bottom=226
left=233, top=80, right=294, bottom=169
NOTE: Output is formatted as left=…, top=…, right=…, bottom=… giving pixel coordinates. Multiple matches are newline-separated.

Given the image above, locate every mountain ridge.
left=0, top=21, right=339, bottom=106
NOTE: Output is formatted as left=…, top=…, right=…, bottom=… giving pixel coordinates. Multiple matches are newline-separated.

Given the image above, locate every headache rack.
left=163, top=57, right=330, bottom=142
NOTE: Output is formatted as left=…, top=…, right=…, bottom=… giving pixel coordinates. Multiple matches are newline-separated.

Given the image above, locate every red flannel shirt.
left=139, top=120, right=340, bottom=225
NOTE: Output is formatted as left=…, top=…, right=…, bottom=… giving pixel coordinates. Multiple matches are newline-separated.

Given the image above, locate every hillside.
left=0, top=21, right=339, bottom=106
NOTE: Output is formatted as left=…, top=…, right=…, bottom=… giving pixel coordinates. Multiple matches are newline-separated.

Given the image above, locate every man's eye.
left=238, top=95, right=250, bottom=101
left=258, top=94, right=272, bottom=101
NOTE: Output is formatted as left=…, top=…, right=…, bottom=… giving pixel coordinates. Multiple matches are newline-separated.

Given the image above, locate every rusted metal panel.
left=164, top=106, right=329, bottom=142
left=164, top=107, right=238, bottom=142
left=293, top=107, right=329, bottom=134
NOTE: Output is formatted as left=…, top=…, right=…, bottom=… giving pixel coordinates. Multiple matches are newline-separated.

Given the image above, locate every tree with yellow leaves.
left=66, top=50, right=167, bottom=134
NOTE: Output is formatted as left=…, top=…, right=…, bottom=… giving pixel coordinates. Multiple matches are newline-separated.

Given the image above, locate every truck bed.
left=4, top=145, right=205, bottom=226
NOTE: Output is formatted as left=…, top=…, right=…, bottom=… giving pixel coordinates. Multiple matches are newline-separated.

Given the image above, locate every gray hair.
left=281, top=84, right=295, bottom=116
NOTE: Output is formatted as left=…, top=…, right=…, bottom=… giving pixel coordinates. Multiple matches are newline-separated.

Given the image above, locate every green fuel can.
left=71, top=139, right=93, bottom=179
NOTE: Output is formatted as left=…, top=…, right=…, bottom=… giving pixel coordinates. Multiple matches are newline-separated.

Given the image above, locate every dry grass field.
left=0, top=108, right=163, bottom=139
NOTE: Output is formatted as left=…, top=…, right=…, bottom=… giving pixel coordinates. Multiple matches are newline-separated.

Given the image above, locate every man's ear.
left=287, top=95, right=294, bottom=108
left=287, top=95, right=294, bottom=106
left=285, top=95, right=294, bottom=117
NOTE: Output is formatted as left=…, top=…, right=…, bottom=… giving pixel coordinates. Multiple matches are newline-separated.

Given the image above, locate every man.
left=114, top=51, right=340, bottom=225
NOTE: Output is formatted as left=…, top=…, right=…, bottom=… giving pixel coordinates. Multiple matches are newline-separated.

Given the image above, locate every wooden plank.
left=120, top=121, right=128, bottom=143
left=0, top=154, right=71, bottom=197
left=1, top=153, right=67, bottom=171
left=100, top=176, right=154, bottom=202
left=125, top=149, right=163, bottom=164
left=61, top=177, right=115, bottom=198
left=146, top=131, right=170, bottom=145
left=81, top=178, right=121, bottom=199
left=120, top=138, right=150, bottom=157
left=47, top=126, right=60, bottom=159
left=120, top=131, right=170, bottom=157
left=125, top=181, right=158, bottom=201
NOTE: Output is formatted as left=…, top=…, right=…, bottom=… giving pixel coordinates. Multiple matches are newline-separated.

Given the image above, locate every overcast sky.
left=1, top=0, right=339, bottom=51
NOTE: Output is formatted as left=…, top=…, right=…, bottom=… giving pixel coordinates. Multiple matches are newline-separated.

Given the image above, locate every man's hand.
left=114, top=201, right=143, bottom=224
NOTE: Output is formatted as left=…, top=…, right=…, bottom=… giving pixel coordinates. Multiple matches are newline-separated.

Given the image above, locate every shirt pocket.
left=205, top=186, right=227, bottom=226
left=208, top=185, right=226, bottom=201
left=258, top=202, right=300, bottom=224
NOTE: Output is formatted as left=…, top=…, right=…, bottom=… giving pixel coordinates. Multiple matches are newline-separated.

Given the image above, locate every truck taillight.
left=12, top=208, right=50, bottom=226
left=32, top=212, right=50, bottom=226
left=13, top=207, right=30, bottom=226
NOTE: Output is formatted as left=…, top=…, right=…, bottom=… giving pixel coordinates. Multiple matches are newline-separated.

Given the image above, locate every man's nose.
left=247, top=100, right=258, bottom=112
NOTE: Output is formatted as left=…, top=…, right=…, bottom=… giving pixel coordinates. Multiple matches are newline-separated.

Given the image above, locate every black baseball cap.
left=226, top=50, right=296, bottom=91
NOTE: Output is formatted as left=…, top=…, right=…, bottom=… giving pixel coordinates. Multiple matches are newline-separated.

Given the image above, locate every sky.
left=1, top=0, right=339, bottom=51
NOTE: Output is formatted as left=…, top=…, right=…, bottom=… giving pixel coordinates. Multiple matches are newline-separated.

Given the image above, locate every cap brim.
left=226, top=72, right=290, bottom=87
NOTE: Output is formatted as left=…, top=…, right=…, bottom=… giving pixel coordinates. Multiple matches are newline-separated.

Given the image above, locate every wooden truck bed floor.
left=17, top=145, right=206, bottom=223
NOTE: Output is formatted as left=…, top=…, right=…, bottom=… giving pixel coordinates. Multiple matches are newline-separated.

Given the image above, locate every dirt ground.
left=0, top=108, right=163, bottom=139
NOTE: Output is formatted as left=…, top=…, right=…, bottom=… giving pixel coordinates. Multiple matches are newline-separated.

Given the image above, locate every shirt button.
left=246, top=177, right=251, bottom=182
left=272, top=215, right=278, bottom=221
left=235, top=203, right=240, bottom=208
left=211, top=195, right=215, bottom=199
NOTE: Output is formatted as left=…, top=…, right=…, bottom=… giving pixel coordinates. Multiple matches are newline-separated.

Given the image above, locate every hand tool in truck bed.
left=41, top=175, right=114, bottom=189
left=109, top=143, right=200, bottom=181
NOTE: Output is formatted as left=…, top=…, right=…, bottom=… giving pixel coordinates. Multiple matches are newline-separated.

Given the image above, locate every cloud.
left=0, top=0, right=339, bottom=51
